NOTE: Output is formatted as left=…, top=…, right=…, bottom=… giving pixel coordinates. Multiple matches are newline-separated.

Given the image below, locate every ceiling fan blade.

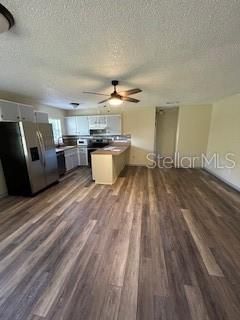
left=119, top=88, right=142, bottom=96
left=83, top=91, right=109, bottom=96
left=121, top=96, right=140, bottom=103
left=98, top=98, right=111, bottom=104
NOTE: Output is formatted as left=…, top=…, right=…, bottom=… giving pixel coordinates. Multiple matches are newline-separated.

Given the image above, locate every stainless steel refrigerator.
left=0, top=121, right=59, bottom=196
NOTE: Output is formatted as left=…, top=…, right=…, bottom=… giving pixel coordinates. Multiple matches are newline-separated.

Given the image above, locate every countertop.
left=55, top=146, right=76, bottom=153
left=91, top=142, right=130, bottom=156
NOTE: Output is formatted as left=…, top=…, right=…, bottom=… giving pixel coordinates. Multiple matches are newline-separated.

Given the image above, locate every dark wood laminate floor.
left=0, top=167, right=240, bottom=320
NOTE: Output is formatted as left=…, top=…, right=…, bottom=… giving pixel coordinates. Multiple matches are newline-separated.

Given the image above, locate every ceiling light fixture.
left=109, top=98, right=123, bottom=106
left=70, top=102, right=80, bottom=109
left=0, top=3, right=15, bottom=34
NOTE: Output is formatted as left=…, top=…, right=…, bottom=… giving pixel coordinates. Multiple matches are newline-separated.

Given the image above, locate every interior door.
left=38, top=123, right=59, bottom=185
left=20, top=122, right=46, bottom=193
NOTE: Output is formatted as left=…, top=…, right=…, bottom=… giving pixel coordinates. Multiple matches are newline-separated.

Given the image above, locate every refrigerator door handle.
left=39, top=131, right=46, bottom=167
left=37, top=130, right=45, bottom=167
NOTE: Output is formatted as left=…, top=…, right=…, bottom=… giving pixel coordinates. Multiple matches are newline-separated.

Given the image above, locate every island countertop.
left=91, top=142, right=130, bottom=156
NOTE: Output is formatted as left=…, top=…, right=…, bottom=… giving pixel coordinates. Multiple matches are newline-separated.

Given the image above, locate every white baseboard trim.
left=204, top=168, right=240, bottom=192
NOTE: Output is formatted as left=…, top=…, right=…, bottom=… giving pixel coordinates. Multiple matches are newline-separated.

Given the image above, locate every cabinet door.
left=65, top=155, right=72, bottom=171
left=0, top=100, right=20, bottom=121
left=107, top=115, right=122, bottom=134
left=35, top=111, right=49, bottom=123
left=78, top=147, right=88, bottom=166
left=76, top=116, right=89, bottom=135
left=64, top=150, right=73, bottom=171
left=88, top=116, right=97, bottom=129
left=98, top=116, right=107, bottom=125
left=64, top=117, right=77, bottom=135
left=73, top=150, right=79, bottom=168
left=19, top=104, right=35, bottom=122
left=88, top=115, right=107, bottom=129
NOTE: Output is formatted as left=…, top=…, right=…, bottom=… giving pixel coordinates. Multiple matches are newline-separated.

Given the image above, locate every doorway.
left=155, top=107, right=179, bottom=166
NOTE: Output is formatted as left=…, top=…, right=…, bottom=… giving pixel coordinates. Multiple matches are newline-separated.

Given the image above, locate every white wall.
left=67, top=106, right=156, bottom=166
left=175, top=104, right=212, bottom=167
left=206, top=94, right=240, bottom=190
left=156, top=108, right=178, bottom=158
left=122, top=106, right=156, bottom=165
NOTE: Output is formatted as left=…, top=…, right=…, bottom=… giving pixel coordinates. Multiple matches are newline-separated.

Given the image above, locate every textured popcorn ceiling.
left=1, top=0, right=240, bottom=110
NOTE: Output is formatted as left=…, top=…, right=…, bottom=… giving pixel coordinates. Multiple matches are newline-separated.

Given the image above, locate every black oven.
left=87, top=148, right=97, bottom=168
left=87, top=139, right=109, bottom=167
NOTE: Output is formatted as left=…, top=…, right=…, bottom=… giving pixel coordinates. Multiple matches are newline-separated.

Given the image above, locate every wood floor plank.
left=0, top=221, right=67, bottom=306
left=0, top=167, right=239, bottom=320
left=184, top=285, right=210, bottom=320
left=182, top=209, right=224, bottom=277
left=117, top=191, right=143, bottom=320
left=33, top=219, right=97, bottom=317
left=0, top=215, right=57, bottom=272
left=99, top=285, right=122, bottom=320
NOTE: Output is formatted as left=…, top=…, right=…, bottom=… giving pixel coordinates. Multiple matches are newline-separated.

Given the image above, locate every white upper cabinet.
left=0, top=100, right=20, bottom=121
left=76, top=116, right=89, bottom=135
left=106, top=115, right=122, bottom=135
left=19, top=104, right=35, bottom=122
left=88, top=116, right=95, bottom=129
left=88, top=115, right=107, bottom=129
left=64, top=117, right=77, bottom=135
left=35, top=111, right=49, bottom=123
left=0, top=100, right=51, bottom=124
left=64, top=115, right=122, bottom=135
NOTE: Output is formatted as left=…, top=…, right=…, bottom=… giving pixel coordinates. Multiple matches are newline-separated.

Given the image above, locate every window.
left=49, top=118, right=62, bottom=144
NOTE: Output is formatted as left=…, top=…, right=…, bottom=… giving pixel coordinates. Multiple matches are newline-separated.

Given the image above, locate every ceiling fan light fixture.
left=84, top=80, right=141, bottom=104
left=0, top=4, right=15, bottom=34
left=109, top=97, right=123, bottom=106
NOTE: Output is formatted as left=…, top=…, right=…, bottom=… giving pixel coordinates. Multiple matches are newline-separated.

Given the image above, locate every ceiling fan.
left=83, top=80, right=142, bottom=106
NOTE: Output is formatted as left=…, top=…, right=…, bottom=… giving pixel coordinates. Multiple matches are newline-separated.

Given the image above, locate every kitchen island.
left=91, top=143, right=130, bottom=184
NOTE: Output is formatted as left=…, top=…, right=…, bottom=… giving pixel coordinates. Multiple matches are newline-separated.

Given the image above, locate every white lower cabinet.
left=64, top=148, right=79, bottom=172
left=78, top=147, right=88, bottom=166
